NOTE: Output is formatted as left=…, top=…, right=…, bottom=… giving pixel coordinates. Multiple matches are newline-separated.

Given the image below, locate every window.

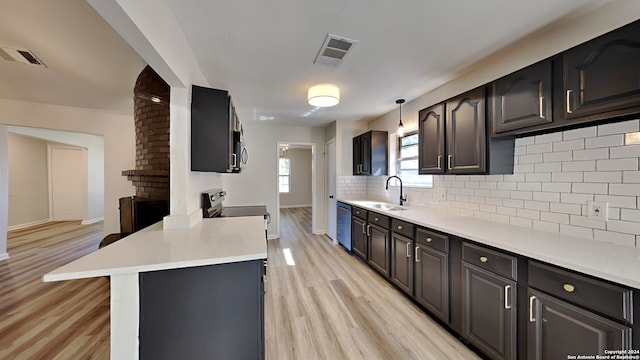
left=395, top=132, right=433, bottom=188
left=279, top=158, right=290, bottom=193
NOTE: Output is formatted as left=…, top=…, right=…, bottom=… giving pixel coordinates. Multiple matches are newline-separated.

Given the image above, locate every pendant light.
left=396, top=99, right=405, bottom=137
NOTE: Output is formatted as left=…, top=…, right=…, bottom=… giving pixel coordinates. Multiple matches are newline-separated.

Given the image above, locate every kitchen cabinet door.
left=446, top=88, right=487, bottom=174
left=492, top=60, right=552, bottom=135
left=351, top=216, right=367, bottom=260
left=418, top=103, right=445, bottom=174
left=415, top=242, right=449, bottom=323
left=352, top=131, right=388, bottom=176
left=368, top=223, right=390, bottom=278
left=352, top=136, right=362, bottom=175
left=360, top=131, right=371, bottom=175
left=462, top=262, right=517, bottom=360
left=390, top=232, right=414, bottom=296
left=527, top=289, right=632, bottom=360
left=561, top=21, right=640, bottom=122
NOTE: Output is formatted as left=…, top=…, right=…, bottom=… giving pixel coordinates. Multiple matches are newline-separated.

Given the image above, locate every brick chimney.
left=122, top=65, right=170, bottom=200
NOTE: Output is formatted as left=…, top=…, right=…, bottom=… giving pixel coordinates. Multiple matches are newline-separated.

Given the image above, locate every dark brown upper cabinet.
left=559, top=20, right=640, bottom=124
left=419, top=87, right=514, bottom=175
left=353, top=130, right=388, bottom=176
left=491, top=60, right=553, bottom=136
left=418, top=103, right=445, bottom=174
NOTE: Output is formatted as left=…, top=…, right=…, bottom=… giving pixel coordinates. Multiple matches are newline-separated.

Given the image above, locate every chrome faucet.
left=385, top=176, right=407, bottom=205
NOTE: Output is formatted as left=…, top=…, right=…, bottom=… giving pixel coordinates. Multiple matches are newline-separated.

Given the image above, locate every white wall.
left=0, top=126, right=8, bottom=260
left=280, top=148, right=312, bottom=208
left=7, top=134, right=49, bottom=227
left=0, top=98, right=135, bottom=240
left=8, top=126, right=105, bottom=224
left=223, top=121, right=326, bottom=238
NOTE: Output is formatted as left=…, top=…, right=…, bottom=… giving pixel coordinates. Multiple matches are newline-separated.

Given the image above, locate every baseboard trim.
left=81, top=217, right=104, bottom=225
left=0, top=252, right=9, bottom=261
left=279, top=204, right=312, bottom=209
left=267, top=234, right=279, bottom=240
left=312, top=229, right=327, bottom=235
left=7, top=219, right=50, bottom=231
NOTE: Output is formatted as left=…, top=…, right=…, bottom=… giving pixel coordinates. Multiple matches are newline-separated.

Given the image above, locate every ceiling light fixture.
left=308, top=83, right=340, bottom=107
left=396, top=99, right=405, bottom=137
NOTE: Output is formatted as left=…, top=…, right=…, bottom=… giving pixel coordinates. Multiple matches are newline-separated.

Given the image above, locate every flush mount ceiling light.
left=308, top=83, right=340, bottom=107
left=396, top=99, right=405, bottom=137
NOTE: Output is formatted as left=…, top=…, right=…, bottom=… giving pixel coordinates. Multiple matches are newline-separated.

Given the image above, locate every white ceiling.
left=0, top=0, right=612, bottom=125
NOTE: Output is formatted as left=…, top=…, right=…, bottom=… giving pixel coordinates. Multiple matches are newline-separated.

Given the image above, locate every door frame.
left=325, top=139, right=337, bottom=242
left=275, top=142, right=317, bottom=238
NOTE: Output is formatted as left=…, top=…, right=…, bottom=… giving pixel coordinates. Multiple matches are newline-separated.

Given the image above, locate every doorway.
left=50, top=146, right=87, bottom=221
left=326, top=140, right=336, bottom=241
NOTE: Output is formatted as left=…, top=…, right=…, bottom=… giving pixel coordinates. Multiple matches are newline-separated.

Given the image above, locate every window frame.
left=394, top=131, right=433, bottom=188
left=278, top=157, right=291, bottom=193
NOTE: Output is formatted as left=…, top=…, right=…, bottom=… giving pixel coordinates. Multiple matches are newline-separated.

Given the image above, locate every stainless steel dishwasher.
left=337, top=202, right=352, bottom=251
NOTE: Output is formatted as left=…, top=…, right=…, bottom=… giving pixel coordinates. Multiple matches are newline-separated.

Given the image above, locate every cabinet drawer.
left=528, top=261, right=633, bottom=324
left=416, top=228, right=448, bottom=253
left=368, top=212, right=389, bottom=229
left=462, top=242, right=517, bottom=281
left=352, top=207, right=367, bottom=220
left=391, top=219, right=414, bottom=239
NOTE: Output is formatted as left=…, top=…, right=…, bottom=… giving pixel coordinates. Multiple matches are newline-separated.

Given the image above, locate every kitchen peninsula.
left=43, top=216, right=267, bottom=360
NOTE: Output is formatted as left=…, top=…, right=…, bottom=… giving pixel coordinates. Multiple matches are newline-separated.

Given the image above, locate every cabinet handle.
left=366, top=224, right=371, bottom=237
left=566, top=89, right=573, bottom=114
left=529, top=296, right=536, bottom=322
left=232, top=153, right=237, bottom=168
left=375, top=217, right=379, bottom=221
left=397, top=225, right=403, bottom=230
left=480, top=256, right=488, bottom=263
left=360, top=164, right=363, bottom=173
left=426, top=237, right=432, bottom=243
left=406, top=242, right=411, bottom=258
left=539, top=96, right=546, bottom=119
left=447, top=155, right=452, bottom=170
left=504, top=285, right=511, bottom=309
left=563, top=283, right=575, bottom=293
left=415, top=246, right=420, bottom=262
left=362, top=222, right=366, bottom=234
left=437, top=155, right=442, bottom=170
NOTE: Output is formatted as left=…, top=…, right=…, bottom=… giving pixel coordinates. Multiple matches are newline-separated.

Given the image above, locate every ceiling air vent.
left=0, top=46, right=47, bottom=67
left=313, top=34, right=358, bottom=67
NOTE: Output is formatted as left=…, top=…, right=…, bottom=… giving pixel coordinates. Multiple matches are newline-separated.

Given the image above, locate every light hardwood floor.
left=0, top=210, right=480, bottom=359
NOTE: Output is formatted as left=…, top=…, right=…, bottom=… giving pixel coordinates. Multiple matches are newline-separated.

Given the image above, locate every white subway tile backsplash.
left=535, top=132, right=563, bottom=144
left=562, top=160, right=596, bottom=172
left=550, top=203, right=582, bottom=215
left=564, top=127, right=597, bottom=140
left=527, top=143, right=553, bottom=154
left=573, top=148, right=609, bottom=161
left=585, top=134, right=624, bottom=149
left=533, top=192, right=560, bottom=202
left=533, top=220, right=560, bottom=233
left=560, top=224, right=593, bottom=239
left=610, top=145, right=640, bottom=159
left=572, top=183, right=608, bottom=194
left=597, top=158, right=638, bottom=171
left=609, top=183, right=640, bottom=196
left=348, top=119, right=640, bottom=248
left=583, top=171, right=622, bottom=183
left=544, top=151, right=573, bottom=162
left=553, top=139, right=584, bottom=152
left=594, top=195, right=637, bottom=209
left=597, top=120, right=639, bottom=136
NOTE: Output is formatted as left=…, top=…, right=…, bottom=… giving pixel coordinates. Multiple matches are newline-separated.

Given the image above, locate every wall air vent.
left=313, top=34, right=358, bottom=67
left=0, top=46, right=47, bottom=67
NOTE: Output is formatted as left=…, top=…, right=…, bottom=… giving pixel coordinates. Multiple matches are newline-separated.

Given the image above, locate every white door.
left=51, top=147, right=86, bottom=221
left=327, top=140, right=337, bottom=240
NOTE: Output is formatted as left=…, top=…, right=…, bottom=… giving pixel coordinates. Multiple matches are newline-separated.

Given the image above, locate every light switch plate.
left=587, top=201, right=608, bottom=221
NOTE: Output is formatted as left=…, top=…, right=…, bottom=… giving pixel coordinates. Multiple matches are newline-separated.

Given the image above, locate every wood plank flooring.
left=0, top=210, right=479, bottom=359
left=0, top=221, right=109, bottom=359
left=265, top=207, right=480, bottom=360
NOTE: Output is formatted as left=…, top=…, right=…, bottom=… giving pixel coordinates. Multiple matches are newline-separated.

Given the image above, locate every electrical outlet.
left=587, top=201, right=608, bottom=221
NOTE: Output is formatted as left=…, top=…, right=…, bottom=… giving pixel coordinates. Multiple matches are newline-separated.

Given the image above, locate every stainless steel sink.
left=369, top=203, right=406, bottom=211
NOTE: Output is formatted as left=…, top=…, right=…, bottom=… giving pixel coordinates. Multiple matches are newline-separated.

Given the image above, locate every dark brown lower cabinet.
left=415, top=242, right=449, bottom=322
left=368, top=223, right=390, bottom=277
left=390, top=233, right=414, bottom=296
left=527, top=288, right=632, bottom=359
left=462, top=263, right=517, bottom=360
left=351, top=217, right=367, bottom=260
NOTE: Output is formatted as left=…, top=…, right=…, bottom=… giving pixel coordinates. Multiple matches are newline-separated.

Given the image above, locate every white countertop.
left=341, top=200, right=640, bottom=289
left=43, top=216, right=267, bottom=282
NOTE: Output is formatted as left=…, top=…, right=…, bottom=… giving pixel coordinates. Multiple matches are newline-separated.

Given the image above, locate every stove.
left=201, top=189, right=270, bottom=230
